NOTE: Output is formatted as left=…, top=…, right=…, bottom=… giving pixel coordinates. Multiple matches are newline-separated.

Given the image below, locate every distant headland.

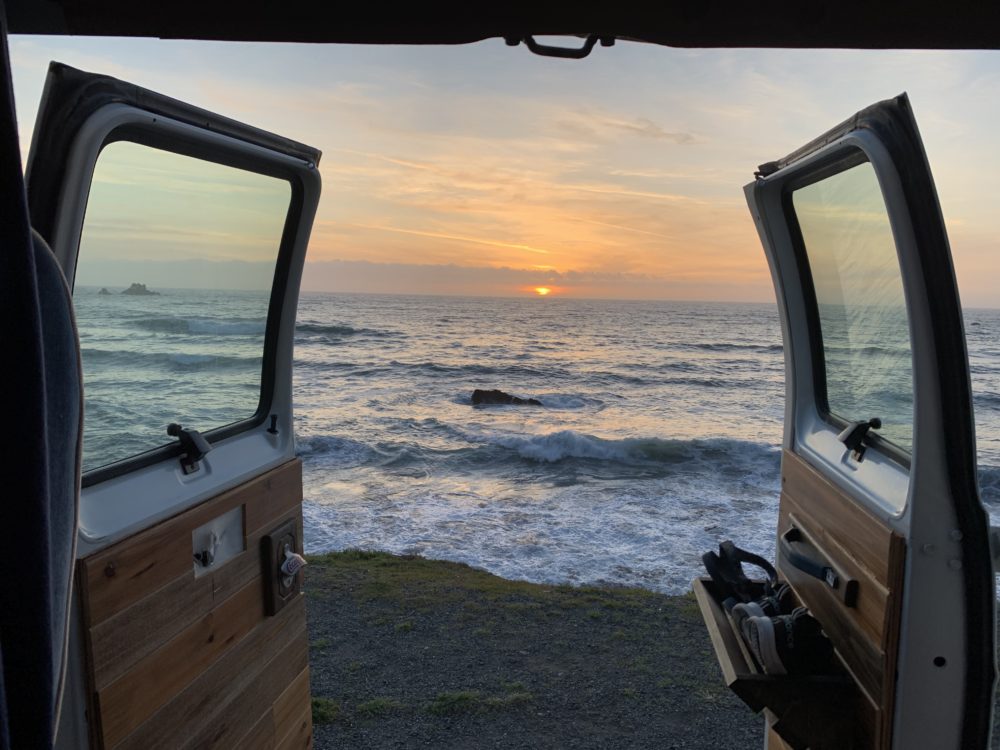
left=120, top=283, right=160, bottom=296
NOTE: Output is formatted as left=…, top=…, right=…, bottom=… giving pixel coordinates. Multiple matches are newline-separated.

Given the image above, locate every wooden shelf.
left=692, top=577, right=862, bottom=749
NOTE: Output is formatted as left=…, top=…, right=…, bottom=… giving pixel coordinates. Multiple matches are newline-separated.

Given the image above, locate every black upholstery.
left=0, top=14, right=82, bottom=748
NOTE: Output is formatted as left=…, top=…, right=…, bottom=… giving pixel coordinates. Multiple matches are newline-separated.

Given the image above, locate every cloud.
left=343, top=222, right=551, bottom=256
left=556, top=108, right=700, bottom=145
left=300, top=259, right=775, bottom=302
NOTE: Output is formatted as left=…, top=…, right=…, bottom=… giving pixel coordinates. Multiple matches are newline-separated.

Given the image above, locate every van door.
left=746, top=94, right=994, bottom=748
left=25, top=63, right=320, bottom=749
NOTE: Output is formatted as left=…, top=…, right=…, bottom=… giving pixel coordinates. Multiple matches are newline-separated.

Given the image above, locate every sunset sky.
left=8, top=36, right=1000, bottom=306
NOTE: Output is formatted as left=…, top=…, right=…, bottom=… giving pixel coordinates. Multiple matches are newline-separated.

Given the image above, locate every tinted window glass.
left=74, top=141, right=290, bottom=471
left=793, top=158, right=913, bottom=453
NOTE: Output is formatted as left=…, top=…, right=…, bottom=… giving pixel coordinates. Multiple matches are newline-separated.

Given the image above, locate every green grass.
left=426, top=690, right=484, bottom=715
left=425, top=689, right=534, bottom=715
left=311, top=696, right=340, bottom=724
left=484, top=692, right=533, bottom=709
left=306, top=550, right=661, bottom=614
left=356, top=697, right=405, bottom=717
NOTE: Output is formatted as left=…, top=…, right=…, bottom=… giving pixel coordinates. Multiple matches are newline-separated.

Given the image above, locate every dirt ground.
left=305, top=551, right=761, bottom=749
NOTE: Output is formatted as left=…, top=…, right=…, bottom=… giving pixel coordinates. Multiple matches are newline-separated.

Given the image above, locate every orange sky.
left=9, top=38, right=1000, bottom=306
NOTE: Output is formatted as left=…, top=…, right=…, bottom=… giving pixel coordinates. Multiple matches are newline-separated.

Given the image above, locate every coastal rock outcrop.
left=471, top=389, right=542, bottom=406
left=122, top=282, right=160, bottom=296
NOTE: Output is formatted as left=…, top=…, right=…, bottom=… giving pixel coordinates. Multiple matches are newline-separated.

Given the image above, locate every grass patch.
left=307, top=550, right=663, bottom=614
left=426, top=690, right=483, bottom=715
left=312, top=637, right=330, bottom=650
left=311, top=697, right=340, bottom=724
left=395, top=620, right=413, bottom=632
left=484, top=692, right=533, bottom=709
left=425, top=689, right=533, bottom=715
left=356, top=697, right=405, bottom=718
left=678, top=591, right=701, bottom=617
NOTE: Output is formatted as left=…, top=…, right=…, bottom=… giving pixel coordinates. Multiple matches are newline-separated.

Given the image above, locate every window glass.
left=73, top=141, right=290, bottom=471
left=792, top=158, right=913, bottom=453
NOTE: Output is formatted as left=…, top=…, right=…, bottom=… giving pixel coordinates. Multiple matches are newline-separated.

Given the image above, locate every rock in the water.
left=471, top=389, right=542, bottom=406
left=98, top=287, right=111, bottom=295
left=121, top=282, right=160, bottom=296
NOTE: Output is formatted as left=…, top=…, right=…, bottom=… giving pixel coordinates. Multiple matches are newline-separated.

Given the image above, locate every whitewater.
left=72, top=288, right=1000, bottom=594
left=292, top=293, right=1000, bottom=593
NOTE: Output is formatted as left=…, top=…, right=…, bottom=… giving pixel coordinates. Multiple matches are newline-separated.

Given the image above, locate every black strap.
left=702, top=540, right=778, bottom=605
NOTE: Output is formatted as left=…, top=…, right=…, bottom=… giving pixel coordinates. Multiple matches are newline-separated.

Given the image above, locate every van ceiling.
left=5, top=2, right=1000, bottom=49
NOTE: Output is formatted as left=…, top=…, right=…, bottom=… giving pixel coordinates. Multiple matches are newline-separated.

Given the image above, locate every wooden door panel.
left=76, top=459, right=311, bottom=750
left=779, top=450, right=906, bottom=748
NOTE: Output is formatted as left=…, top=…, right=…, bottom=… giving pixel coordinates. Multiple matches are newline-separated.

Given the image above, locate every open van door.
left=25, top=63, right=320, bottom=749
left=743, top=95, right=995, bottom=748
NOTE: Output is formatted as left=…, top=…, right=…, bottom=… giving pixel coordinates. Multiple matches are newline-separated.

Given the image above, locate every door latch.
left=837, top=417, right=882, bottom=462
left=167, top=422, right=212, bottom=474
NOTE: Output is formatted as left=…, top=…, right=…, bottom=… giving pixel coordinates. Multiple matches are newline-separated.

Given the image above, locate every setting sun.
left=534, top=287, right=552, bottom=296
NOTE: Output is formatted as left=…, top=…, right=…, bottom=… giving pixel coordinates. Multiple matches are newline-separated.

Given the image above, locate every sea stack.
left=121, top=282, right=160, bottom=296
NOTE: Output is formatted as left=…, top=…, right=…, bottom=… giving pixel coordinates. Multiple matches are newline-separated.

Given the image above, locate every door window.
left=791, top=156, right=914, bottom=455
left=74, top=140, right=290, bottom=472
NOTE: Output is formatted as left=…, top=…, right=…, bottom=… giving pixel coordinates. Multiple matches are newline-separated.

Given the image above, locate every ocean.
left=75, top=289, right=1000, bottom=594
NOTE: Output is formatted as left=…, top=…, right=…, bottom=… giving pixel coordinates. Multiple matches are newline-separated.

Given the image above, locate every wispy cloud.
left=343, top=222, right=551, bottom=256
left=9, top=38, right=1000, bottom=304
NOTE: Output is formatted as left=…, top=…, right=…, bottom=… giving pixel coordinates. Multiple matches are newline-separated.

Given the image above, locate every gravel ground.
left=305, top=551, right=761, bottom=750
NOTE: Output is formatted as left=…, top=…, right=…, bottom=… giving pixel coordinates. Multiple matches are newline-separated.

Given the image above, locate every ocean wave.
left=974, top=392, right=1000, bottom=410
left=293, top=425, right=782, bottom=482
left=388, top=361, right=571, bottom=380
left=296, top=322, right=397, bottom=338
left=678, top=342, right=783, bottom=354
left=81, top=347, right=260, bottom=371
left=466, top=429, right=780, bottom=468
left=535, top=393, right=606, bottom=411
left=132, top=316, right=266, bottom=336
left=296, top=435, right=375, bottom=468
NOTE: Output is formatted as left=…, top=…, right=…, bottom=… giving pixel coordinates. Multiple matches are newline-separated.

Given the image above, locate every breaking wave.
left=132, top=316, right=266, bottom=336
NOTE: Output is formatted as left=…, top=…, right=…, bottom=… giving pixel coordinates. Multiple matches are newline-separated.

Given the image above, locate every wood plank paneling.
left=273, top=668, right=312, bottom=742
left=96, top=577, right=266, bottom=746
left=177, top=626, right=309, bottom=750
left=778, top=505, right=885, bottom=703
left=781, top=451, right=895, bottom=584
left=115, top=598, right=307, bottom=750
left=233, top=711, right=275, bottom=750
left=88, top=482, right=302, bottom=690
left=276, top=704, right=313, bottom=750
left=82, top=460, right=302, bottom=625
left=778, top=450, right=906, bottom=749
left=78, top=459, right=311, bottom=750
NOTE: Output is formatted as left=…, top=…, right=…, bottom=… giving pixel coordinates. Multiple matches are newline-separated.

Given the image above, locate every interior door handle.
left=780, top=526, right=859, bottom=607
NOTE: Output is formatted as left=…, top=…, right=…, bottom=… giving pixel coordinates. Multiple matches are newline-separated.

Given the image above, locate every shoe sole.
left=749, top=616, right=787, bottom=675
